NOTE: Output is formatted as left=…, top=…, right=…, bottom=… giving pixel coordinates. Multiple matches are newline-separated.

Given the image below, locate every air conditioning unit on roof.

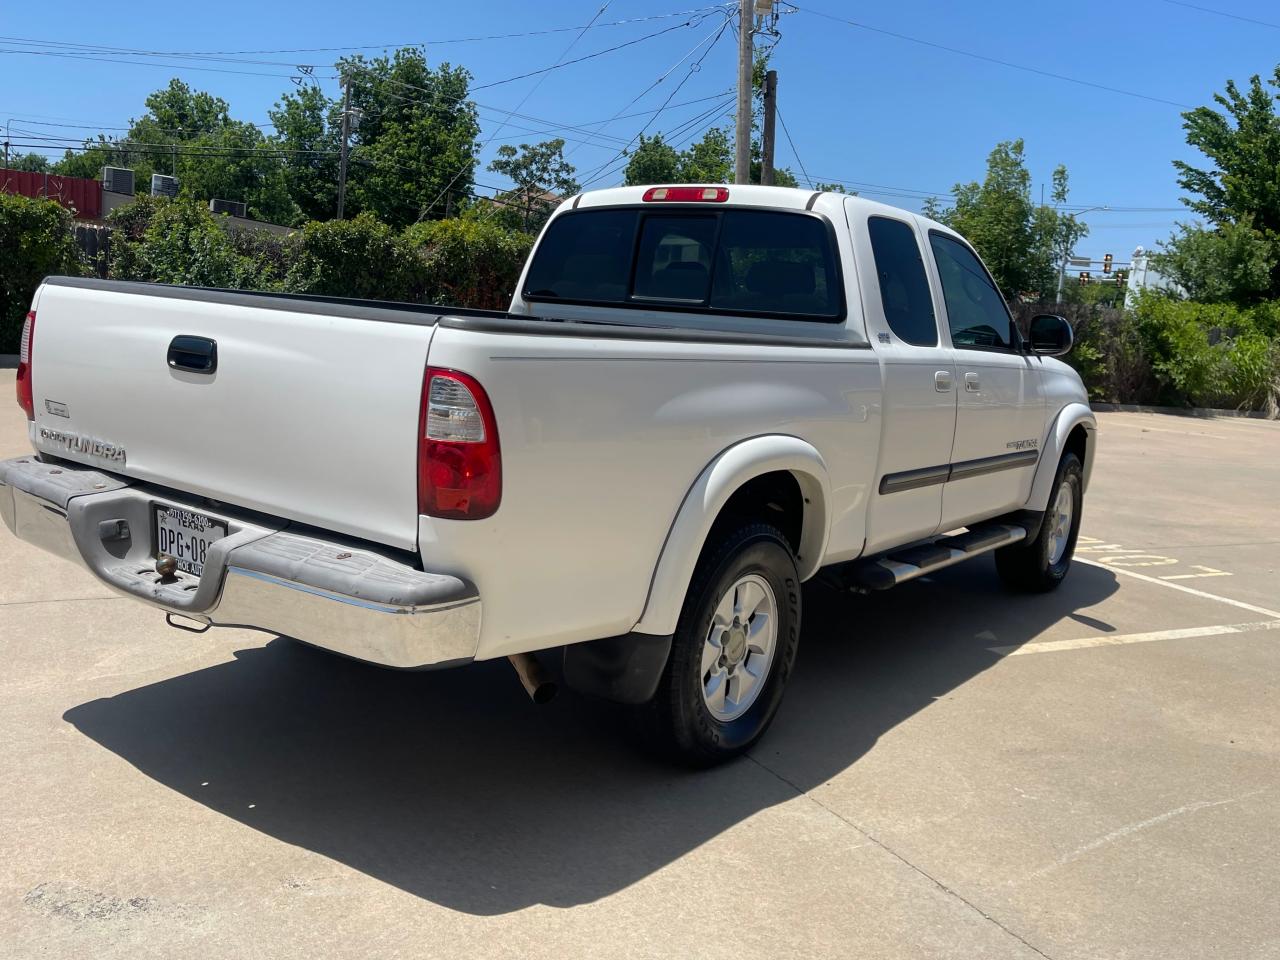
left=151, top=174, right=179, bottom=198
left=209, top=198, right=247, bottom=218
left=101, top=166, right=134, bottom=196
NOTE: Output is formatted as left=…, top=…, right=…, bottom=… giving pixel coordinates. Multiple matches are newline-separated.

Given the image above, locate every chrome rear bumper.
left=0, top=456, right=479, bottom=669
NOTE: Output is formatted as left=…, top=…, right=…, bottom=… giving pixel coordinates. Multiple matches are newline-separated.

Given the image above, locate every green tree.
left=1152, top=217, right=1274, bottom=303
left=622, top=134, right=681, bottom=186
left=679, top=127, right=734, bottom=183
left=934, top=139, right=1079, bottom=299
left=920, top=196, right=945, bottom=221
left=1042, top=165, right=1089, bottom=300
left=1155, top=67, right=1280, bottom=303
left=54, top=79, right=298, bottom=224
left=268, top=84, right=340, bottom=223
left=339, top=50, right=480, bottom=228
left=8, top=152, right=50, bottom=172
left=487, top=138, right=579, bottom=233
left=944, top=140, right=1039, bottom=295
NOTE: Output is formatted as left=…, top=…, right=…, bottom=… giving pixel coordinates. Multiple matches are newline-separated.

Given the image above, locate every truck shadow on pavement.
left=64, top=557, right=1118, bottom=916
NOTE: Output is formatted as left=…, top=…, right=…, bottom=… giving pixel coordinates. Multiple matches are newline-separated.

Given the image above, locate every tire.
left=995, top=451, right=1084, bottom=593
left=632, top=523, right=801, bottom=767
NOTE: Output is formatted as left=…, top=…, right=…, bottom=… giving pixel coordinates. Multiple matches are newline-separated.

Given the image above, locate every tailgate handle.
left=168, top=336, right=217, bottom=374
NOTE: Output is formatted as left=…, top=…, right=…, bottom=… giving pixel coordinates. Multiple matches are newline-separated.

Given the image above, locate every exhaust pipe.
left=508, top=652, right=557, bottom=704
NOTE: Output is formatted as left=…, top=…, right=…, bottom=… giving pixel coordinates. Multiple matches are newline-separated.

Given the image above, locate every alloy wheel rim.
left=1048, top=480, right=1074, bottom=565
left=700, top=573, right=778, bottom=722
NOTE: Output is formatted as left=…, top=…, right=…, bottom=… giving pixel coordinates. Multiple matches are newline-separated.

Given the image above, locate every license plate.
left=154, top=505, right=227, bottom=577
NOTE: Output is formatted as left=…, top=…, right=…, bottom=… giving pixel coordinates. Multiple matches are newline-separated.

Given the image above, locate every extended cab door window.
left=867, top=216, right=938, bottom=347
left=928, top=232, right=1017, bottom=351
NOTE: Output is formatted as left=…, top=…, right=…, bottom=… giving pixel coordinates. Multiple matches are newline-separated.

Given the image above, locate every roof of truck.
left=566, top=183, right=950, bottom=233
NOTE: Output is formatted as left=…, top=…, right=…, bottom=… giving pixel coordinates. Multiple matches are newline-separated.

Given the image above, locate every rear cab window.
left=523, top=206, right=844, bottom=323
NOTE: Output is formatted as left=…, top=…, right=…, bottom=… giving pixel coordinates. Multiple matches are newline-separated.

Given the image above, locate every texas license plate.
left=154, top=505, right=227, bottom=577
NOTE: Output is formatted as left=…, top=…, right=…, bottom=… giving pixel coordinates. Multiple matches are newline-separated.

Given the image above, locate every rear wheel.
left=633, top=523, right=800, bottom=766
left=996, top=451, right=1084, bottom=592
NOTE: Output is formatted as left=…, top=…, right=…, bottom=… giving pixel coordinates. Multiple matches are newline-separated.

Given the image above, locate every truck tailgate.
left=29, top=279, right=435, bottom=551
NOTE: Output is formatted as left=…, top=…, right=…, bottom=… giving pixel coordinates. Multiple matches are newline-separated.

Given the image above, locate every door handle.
left=167, top=335, right=217, bottom=374
left=964, top=372, right=980, bottom=392
left=934, top=370, right=953, bottom=392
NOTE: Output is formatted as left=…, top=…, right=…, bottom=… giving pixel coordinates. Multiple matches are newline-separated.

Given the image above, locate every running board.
left=840, top=522, right=1030, bottom=592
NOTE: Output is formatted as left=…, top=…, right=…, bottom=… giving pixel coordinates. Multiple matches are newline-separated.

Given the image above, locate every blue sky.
left=3, top=0, right=1277, bottom=261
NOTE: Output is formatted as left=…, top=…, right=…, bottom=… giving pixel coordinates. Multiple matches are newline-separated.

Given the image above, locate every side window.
left=929, top=232, right=1016, bottom=350
left=866, top=217, right=937, bottom=347
left=633, top=215, right=716, bottom=303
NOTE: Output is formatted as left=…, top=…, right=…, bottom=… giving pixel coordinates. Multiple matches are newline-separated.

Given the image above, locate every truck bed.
left=28, top=277, right=508, bottom=551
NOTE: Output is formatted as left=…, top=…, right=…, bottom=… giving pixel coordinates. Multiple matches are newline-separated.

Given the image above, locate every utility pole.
left=734, top=0, right=753, bottom=185
left=337, top=73, right=352, bottom=219
left=760, top=69, right=777, bottom=185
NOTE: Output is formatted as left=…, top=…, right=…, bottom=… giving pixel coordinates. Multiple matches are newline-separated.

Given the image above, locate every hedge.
left=1017, top=295, right=1280, bottom=414
left=0, top=193, right=87, bottom=352
left=6, top=194, right=1277, bottom=415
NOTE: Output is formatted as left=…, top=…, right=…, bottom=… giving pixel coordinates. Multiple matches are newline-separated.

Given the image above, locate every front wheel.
left=995, top=451, right=1084, bottom=592
left=633, top=523, right=801, bottom=766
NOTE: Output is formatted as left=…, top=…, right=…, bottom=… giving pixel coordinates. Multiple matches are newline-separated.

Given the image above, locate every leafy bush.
left=108, top=196, right=255, bottom=288
left=0, top=192, right=88, bottom=352
left=402, top=215, right=532, bottom=309
left=284, top=213, right=416, bottom=300
left=1131, top=292, right=1280, bottom=411
left=1014, top=301, right=1158, bottom=404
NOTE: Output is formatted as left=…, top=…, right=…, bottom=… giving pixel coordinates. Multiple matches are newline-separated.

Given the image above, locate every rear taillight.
left=418, top=367, right=501, bottom=520
left=16, top=311, right=35, bottom=420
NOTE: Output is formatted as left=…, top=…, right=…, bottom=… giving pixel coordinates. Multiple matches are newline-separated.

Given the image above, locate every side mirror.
left=1028, top=314, right=1073, bottom=357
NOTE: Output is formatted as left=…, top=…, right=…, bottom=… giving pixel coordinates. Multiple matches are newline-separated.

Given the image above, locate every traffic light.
left=1103, top=253, right=1113, bottom=274
left=1079, top=271, right=1091, bottom=285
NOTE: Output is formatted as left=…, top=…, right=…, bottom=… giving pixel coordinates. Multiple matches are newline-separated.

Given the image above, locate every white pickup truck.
left=3, top=185, right=1095, bottom=764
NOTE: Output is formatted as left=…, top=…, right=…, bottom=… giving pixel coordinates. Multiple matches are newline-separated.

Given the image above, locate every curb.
left=1092, top=401, right=1275, bottom=421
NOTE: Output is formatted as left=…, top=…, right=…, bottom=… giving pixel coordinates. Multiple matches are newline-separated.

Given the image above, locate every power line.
left=471, top=13, right=714, bottom=91
left=788, top=3, right=1194, bottom=109
left=1160, top=0, right=1280, bottom=30
left=577, top=92, right=736, bottom=188
left=418, top=0, right=619, bottom=223
left=576, top=11, right=734, bottom=187
left=775, top=107, right=812, bottom=188
left=0, top=8, right=728, bottom=59
left=0, top=47, right=310, bottom=80
left=564, top=15, right=734, bottom=161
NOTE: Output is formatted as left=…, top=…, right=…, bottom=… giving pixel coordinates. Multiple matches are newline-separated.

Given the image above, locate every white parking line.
left=1077, top=557, right=1280, bottom=619
left=1161, top=565, right=1231, bottom=581
left=989, top=619, right=1280, bottom=657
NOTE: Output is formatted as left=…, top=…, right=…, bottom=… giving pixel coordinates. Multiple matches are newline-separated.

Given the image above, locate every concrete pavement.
left=1, top=373, right=1277, bottom=959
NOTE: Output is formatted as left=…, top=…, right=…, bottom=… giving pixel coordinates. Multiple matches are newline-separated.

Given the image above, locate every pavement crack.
left=746, top=753, right=1057, bottom=960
